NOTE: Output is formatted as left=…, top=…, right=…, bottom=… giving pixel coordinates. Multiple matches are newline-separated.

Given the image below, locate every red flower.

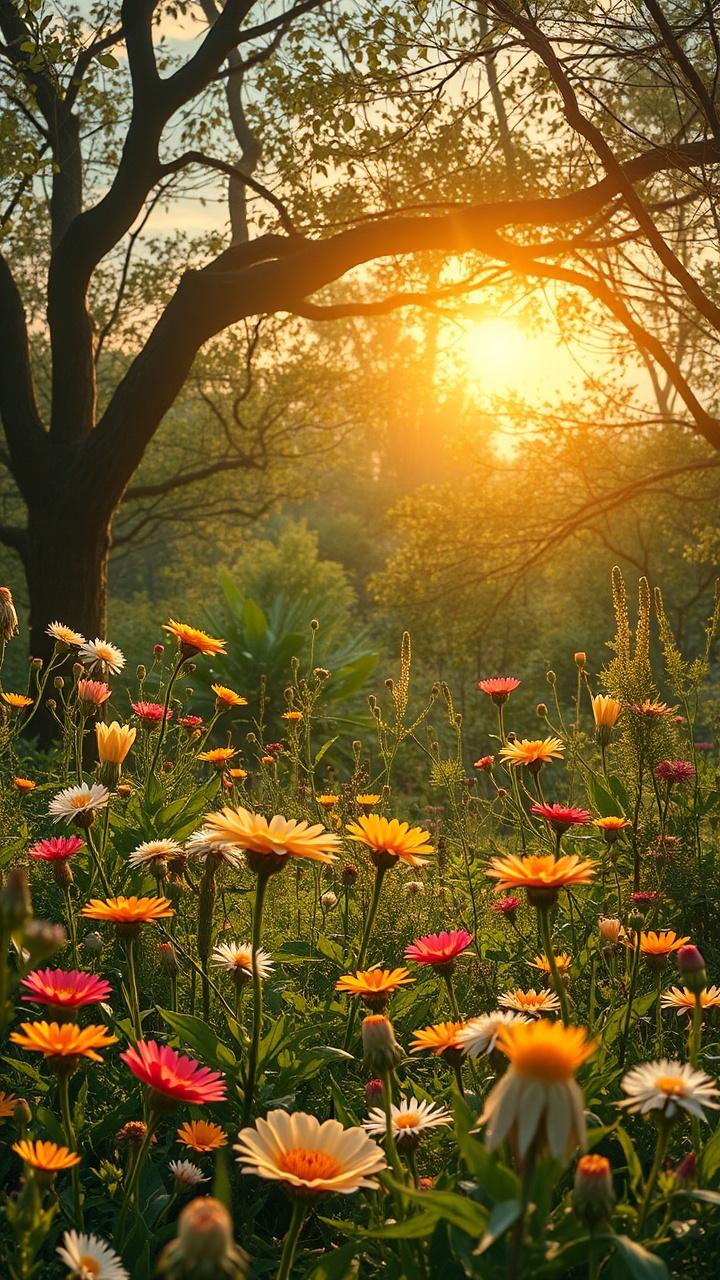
left=21, top=968, right=111, bottom=1009
left=405, top=929, right=473, bottom=969
left=630, top=890, right=658, bottom=908
left=530, top=802, right=592, bottom=832
left=490, top=896, right=521, bottom=921
left=132, top=701, right=171, bottom=724
left=654, top=760, right=695, bottom=785
left=179, top=715, right=203, bottom=729
left=121, top=1040, right=226, bottom=1105
left=474, top=755, right=495, bottom=771
left=29, top=836, right=84, bottom=862
left=477, top=677, right=521, bottom=705
left=694, top=742, right=714, bottom=751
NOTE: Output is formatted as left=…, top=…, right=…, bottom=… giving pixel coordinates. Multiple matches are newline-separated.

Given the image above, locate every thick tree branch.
left=0, top=251, right=46, bottom=501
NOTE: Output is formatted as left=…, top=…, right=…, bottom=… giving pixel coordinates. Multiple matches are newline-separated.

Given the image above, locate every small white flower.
left=404, top=880, right=425, bottom=896
left=186, top=827, right=244, bottom=868
left=79, top=637, right=125, bottom=675
left=456, top=1010, right=530, bottom=1057
left=364, top=1096, right=452, bottom=1144
left=128, top=839, right=184, bottom=869
left=57, top=1229, right=128, bottom=1279
left=618, top=1060, right=720, bottom=1120
left=169, top=1158, right=209, bottom=1187
left=46, top=621, right=85, bottom=647
left=49, top=782, right=110, bottom=824
left=321, top=890, right=338, bottom=909
left=210, top=941, right=274, bottom=979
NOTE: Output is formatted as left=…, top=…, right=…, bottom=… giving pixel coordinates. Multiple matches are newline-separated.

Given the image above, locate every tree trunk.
left=25, top=503, right=110, bottom=718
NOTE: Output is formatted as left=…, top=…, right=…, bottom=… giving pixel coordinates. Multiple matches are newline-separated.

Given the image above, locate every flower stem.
left=124, top=937, right=143, bottom=1042
left=442, top=967, right=460, bottom=1020
left=618, top=933, right=641, bottom=1070
left=58, top=1073, right=83, bottom=1229
left=276, top=1199, right=308, bottom=1280
left=63, top=885, right=78, bottom=968
left=538, top=905, right=570, bottom=1026
left=148, top=656, right=185, bottom=777
left=637, top=1119, right=671, bottom=1234
left=343, top=864, right=386, bottom=1050
left=242, top=871, right=269, bottom=1126
left=380, top=1064, right=406, bottom=1182
left=690, top=993, right=703, bottom=1154
left=117, top=1119, right=157, bottom=1242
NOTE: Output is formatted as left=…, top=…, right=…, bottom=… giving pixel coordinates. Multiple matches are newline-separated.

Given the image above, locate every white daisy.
left=46, top=621, right=85, bottom=647
left=49, top=782, right=110, bottom=824
left=364, top=1096, right=452, bottom=1144
left=78, top=637, right=125, bottom=675
left=498, top=988, right=561, bottom=1016
left=618, top=1060, right=720, bottom=1120
left=210, top=941, right=275, bottom=979
left=456, top=1010, right=531, bottom=1057
left=186, top=827, right=244, bottom=869
left=235, top=1109, right=386, bottom=1194
left=57, top=1229, right=128, bottom=1280
left=169, top=1158, right=209, bottom=1187
left=128, top=838, right=184, bottom=870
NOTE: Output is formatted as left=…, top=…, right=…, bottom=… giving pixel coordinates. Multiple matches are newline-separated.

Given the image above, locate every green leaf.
left=611, top=1234, right=670, bottom=1279
left=242, top=597, right=268, bottom=648
left=700, top=1122, right=720, bottom=1180
left=452, top=1094, right=519, bottom=1202
left=212, top=1146, right=233, bottom=1212
left=306, top=1241, right=361, bottom=1277
left=382, top=1178, right=489, bottom=1236
left=612, top=1126, right=643, bottom=1191
left=322, top=1210, right=440, bottom=1240
left=682, top=1188, right=720, bottom=1207
left=474, top=1200, right=521, bottom=1255
left=156, top=1008, right=237, bottom=1070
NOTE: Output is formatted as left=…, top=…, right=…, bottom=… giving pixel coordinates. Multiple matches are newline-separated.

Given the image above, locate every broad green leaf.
left=156, top=1008, right=237, bottom=1070
left=611, top=1234, right=670, bottom=1279
left=474, top=1200, right=521, bottom=1255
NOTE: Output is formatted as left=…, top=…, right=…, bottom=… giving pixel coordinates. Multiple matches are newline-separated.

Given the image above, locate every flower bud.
left=365, top=1078, right=385, bottom=1107
left=362, top=1014, right=402, bottom=1071
left=158, top=1196, right=249, bottom=1278
left=31, top=657, right=42, bottom=669
left=22, top=919, right=66, bottom=962
left=0, top=868, right=31, bottom=929
left=598, top=917, right=622, bottom=945
left=677, top=945, right=707, bottom=994
left=627, top=910, right=645, bottom=934
left=82, top=930, right=104, bottom=956
left=572, top=1154, right=614, bottom=1228
left=574, top=652, right=587, bottom=668
left=153, top=643, right=164, bottom=655
left=536, top=703, right=548, bottom=717
left=546, top=670, right=557, bottom=686
left=136, top=664, right=147, bottom=680
left=54, top=675, right=65, bottom=690
left=13, top=1098, right=31, bottom=1131
left=674, top=1152, right=696, bottom=1188
left=159, top=940, right=180, bottom=976
left=341, top=864, right=358, bottom=887
left=320, top=891, right=337, bottom=911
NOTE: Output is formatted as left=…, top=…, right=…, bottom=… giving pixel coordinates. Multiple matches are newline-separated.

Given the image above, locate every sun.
left=453, top=317, right=576, bottom=398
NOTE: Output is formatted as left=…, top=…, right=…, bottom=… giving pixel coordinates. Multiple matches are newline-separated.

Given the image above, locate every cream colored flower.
left=618, top=1060, right=720, bottom=1120
left=47, top=621, right=85, bottom=647
left=235, top=1110, right=386, bottom=1194
left=49, top=783, right=110, bottom=824
left=79, top=638, right=125, bottom=675
left=498, top=989, right=561, bottom=1016
left=456, top=1010, right=530, bottom=1057
left=210, top=942, right=274, bottom=979
left=169, top=1159, right=209, bottom=1187
left=660, top=986, right=720, bottom=1018
left=128, top=839, right=184, bottom=870
left=57, top=1230, right=128, bottom=1280
left=363, top=1097, right=452, bottom=1144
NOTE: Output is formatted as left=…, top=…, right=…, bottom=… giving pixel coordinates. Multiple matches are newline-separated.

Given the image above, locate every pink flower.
left=405, top=929, right=473, bottom=969
left=121, top=1040, right=226, bottom=1105
left=654, top=760, right=696, bottom=784
left=490, top=896, right=521, bottom=922
left=21, top=968, right=111, bottom=1009
left=179, top=715, right=203, bottom=729
left=476, top=677, right=521, bottom=705
left=29, top=836, right=84, bottom=862
left=474, top=755, right=495, bottom=771
left=131, top=701, right=171, bottom=724
left=77, top=679, right=111, bottom=706
left=530, top=802, right=592, bottom=832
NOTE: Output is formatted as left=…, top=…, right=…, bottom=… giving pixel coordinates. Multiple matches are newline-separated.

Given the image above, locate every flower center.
left=233, top=953, right=252, bottom=969
left=656, top=1075, right=686, bottom=1096
left=79, top=1258, right=101, bottom=1277
left=395, top=1114, right=420, bottom=1129
left=279, top=1147, right=342, bottom=1182
left=512, top=1042, right=578, bottom=1083
left=70, top=795, right=90, bottom=809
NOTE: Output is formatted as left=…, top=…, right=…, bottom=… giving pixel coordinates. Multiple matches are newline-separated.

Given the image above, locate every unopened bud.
left=546, top=670, right=556, bottom=685
left=13, top=1098, right=31, bottom=1131
left=82, top=930, right=104, bottom=956
left=674, top=1152, right=696, bottom=1188
left=677, top=945, right=707, bottom=994
left=362, top=1014, right=402, bottom=1071
left=159, top=1195, right=249, bottom=1277
left=574, top=652, right=587, bottom=668
left=341, top=864, right=358, bottom=887
left=136, top=664, right=147, bottom=680
left=320, top=891, right=337, bottom=910
left=536, top=703, right=548, bottom=717
left=31, top=657, right=42, bottom=668
left=159, top=940, right=179, bottom=976
left=572, top=1154, right=614, bottom=1228
left=153, top=643, right=164, bottom=655
left=23, top=919, right=66, bottom=962
left=54, top=675, right=65, bottom=690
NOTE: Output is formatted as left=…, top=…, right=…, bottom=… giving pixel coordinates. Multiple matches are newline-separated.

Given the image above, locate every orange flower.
left=336, top=967, right=414, bottom=1010
left=177, top=1120, right=227, bottom=1152
left=591, top=695, right=622, bottom=729
left=531, top=952, right=571, bottom=976
left=410, top=1021, right=465, bottom=1057
left=163, top=620, right=226, bottom=658
left=594, top=815, right=631, bottom=833
left=13, top=777, right=36, bottom=792
left=10, top=1021, right=117, bottom=1062
left=634, top=930, right=690, bottom=965
left=81, top=896, right=174, bottom=934
left=282, top=710, right=303, bottom=722
left=499, top=737, right=564, bottom=772
left=3, top=692, right=32, bottom=709
left=228, top=767, right=248, bottom=780
left=197, top=747, right=237, bottom=765
left=12, top=1139, right=80, bottom=1170
left=202, top=806, right=340, bottom=873
left=0, top=1091, right=18, bottom=1118
left=211, top=684, right=247, bottom=708
left=486, top=853, right=595, bottom=906
left=345, top=815, right=434, bottom=869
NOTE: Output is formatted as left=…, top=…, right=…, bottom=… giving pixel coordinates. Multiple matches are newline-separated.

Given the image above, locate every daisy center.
left=656, top=1075, right=687, bottom=1096
left=395, top=1114, right=421, bottom=1129
left=279, top=1147, right=342, bottom=1182
left=233, top=953, right=252, bottom=968
left=512, top=1042, right=579, bottom=1083
left=70, top=796, right=90, bottom=809
left=79, top=1258, right=101, bottom=1277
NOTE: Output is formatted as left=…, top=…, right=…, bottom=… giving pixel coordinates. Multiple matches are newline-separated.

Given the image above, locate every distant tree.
left=1, top=0, right=720, bottom=678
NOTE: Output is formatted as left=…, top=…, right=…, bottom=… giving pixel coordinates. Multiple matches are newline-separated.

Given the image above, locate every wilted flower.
left=0, top=586, right=19, bottom=641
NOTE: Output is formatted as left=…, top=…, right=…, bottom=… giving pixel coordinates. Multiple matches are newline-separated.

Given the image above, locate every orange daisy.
left=486, top=853, right=595, bottom=906
left=410, top=1021, right=465, bottom=1057
left=10, top=1021, right=117, bottom=1061
left=345, top=815, right=434, bottom=869
left=163, top=620, right=226, bottom=658
left=531, top=953, right=571, bottom=976
left=12, top=1139, right=80, bottom=1170
left=0, top=1091, right=18, bottom=1119
left=499, top=737, right=565, bottom=772
left=2, top=692, right=33, bottom=709
left=81, top=895, right=174, bottom=924
left=197, top=746, right=237, bottom=765
left=177, top=1120, right=227, bottom=1152
left=336, top=967, right=414, bottom=1010
left=211, top=684, right=247, bottom=708
left=632, top=930, right=690, bottom=968
left=594, top=815, right=631, bottom=835
left=13, top=777, right=36, bottom=792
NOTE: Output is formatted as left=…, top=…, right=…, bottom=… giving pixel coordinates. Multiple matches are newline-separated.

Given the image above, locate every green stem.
left=58, top=1073, right=83, bottom=1228
left=380, top=1064, right=406, bottom=1183
left=124, top=937, right=143, bottom=1042
left=442, top=967, right=460, bottom=1020
left=618, top=934, right=641, bottom=1070
left=276, top=1199, right=308, bottom=1280
left=343, top=864, right=387, bottom=1050
left=85, top=824, right=112, bottom=896
left=148, top=656, right=185, bottom=777
left=63, top=885, right=78, bottom=968
left=538, top=904, right=570, bottom=1026
left=508, top=1146, right=535, bottom=1280
left=690, top=993, right=703, bottom=1154
left=242, top=872, right=270, bottom=1126
left=117, top=1119, right=157, bottom=1242
left=637, top=1120, right=671, bottom=1234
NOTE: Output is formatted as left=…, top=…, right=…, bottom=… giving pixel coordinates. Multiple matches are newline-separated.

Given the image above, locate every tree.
left=2, top=0, right=720, bottom=673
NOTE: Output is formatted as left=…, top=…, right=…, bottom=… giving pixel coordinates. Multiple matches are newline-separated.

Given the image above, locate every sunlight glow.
left=455, top=317, right=577, bottom=398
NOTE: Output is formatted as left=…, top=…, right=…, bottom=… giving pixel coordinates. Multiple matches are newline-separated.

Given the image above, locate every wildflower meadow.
left=0, top=568, right=719, bottom=1279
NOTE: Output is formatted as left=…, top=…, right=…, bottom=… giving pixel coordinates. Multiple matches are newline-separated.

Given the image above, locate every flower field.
left=1, top=569, right=720, bottom=1279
